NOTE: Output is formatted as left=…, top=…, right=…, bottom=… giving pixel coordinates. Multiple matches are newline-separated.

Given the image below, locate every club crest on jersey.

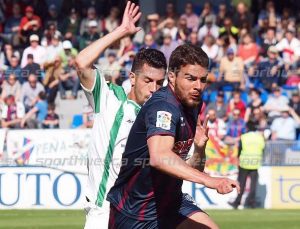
left=156, top=111, right=172, bottom=130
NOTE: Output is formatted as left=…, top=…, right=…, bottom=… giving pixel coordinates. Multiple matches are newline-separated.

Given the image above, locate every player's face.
left=170, top=64, right=207, bottom=108
left=131, top=64, right=165, bottom=105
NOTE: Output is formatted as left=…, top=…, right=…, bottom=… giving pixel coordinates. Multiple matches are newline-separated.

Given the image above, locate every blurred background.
left=0, top=0, right=299, bottom=228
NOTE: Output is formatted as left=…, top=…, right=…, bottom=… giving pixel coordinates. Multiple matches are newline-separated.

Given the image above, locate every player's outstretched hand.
left=194, top=114, right=209, bottom=151
left=120, top=1, right=142, bottom=35
left=205, top=177, right=240, bottom=194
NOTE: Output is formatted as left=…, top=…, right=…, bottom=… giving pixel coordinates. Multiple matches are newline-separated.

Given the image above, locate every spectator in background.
left=0, top=95, right=23, bottom=128
left=276, top=29, right=300, bottom=68
left=227, top=90, right=246, bottom=119
left=198, top=1, right=216, bottom=28
left=79, top=20, right=100, bottom=51
left=180, top=3, right=199, bottom=32
left=5, top=55, right=22, bottom=82
left=176, top=17, right=190, bottom=43
left=263, top=86, right=289, bottom=121
left=42, top=103, right=59, bottom=129
left=250, top=107, right=270, bottom=138
left=271, top=107, right=300, bottom=140
left=145, top=14, right=162, bottom=45
left=219, top=17, right=239, bottom=42
left=201, top=35, right=219, bottom=67
left=162, top=2, right=178, bottom=21
left=59, top=40, right=78, bottom=67
left=61, top=8, right=80, bottom=40
left=58, top=55, right=80, bottom=99
left=218, top=48, right=245, bottom=90
left=198, top=14, right=219, bottom=42
left=289, top=91, right=300, bottom=116
left=216, top=3, right=228, bottom=27
left=158, top=18, right=178, bottom=41
left=79, top=6, right=102, bottom=36
left=141, top=34, right=158, bottom=49
left=43, top=56, right=63, bottom=103
left=1, top=3, right=22, bottom=47
left=21, top=74, right=45, bottom=112
left=160, top=33, right=179, bottom=63
left=225, top=108, right=246, bottom=145
left=19, top=6, right=42, bottom=45
left=21, top=34, right=46, bottom=68
left=118, top=50, right=136, bottom=85
left=260, top=27, right=277, bottom=57
left=1, top=73, right=21, bottom=102
left=229, top=121, right=265, bottom=209
left=232, top=2, right=254, bottom=30
left=45, top=34, right=63, bottom=63
left=244, top=88, right=263, bottom=122
left=22, top=54, right=41, bottom=80
left=256, top=46, right=283, bottom=91
left=21, top=91, right=48, bottom=129
left=44, top=4, right=62, bottom=31
left=237, top=33, right=260, bottom=68
left=188, top=31, right=201, bottom=47
left=117, top=36, right=137, bottom=59
left=104, top=7, right=120, bottom=34
left=101, top=52, right=121, bottom=85
left=207, top=108, right=227, bottom=145
left=258, top=1, right=278, bottom=28
left=1, top=43, right=20, bottom=68
left=205, top=91, right=227, bottom=120
left=41, top=23, right=62, bottom=47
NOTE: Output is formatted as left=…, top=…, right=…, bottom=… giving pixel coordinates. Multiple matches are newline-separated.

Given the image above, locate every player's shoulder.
left=145, top=86, right=179, bottom=108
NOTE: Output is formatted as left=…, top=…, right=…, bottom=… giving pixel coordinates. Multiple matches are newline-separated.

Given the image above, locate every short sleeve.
left=35, top=101, right=42, bottom=111
left=145, top=102, right=180, bottom=139
left=82, top=68, right=126, bottom=114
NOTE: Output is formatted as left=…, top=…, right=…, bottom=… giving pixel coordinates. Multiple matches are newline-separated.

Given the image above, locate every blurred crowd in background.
left=0, top=0, right=300, bottom=144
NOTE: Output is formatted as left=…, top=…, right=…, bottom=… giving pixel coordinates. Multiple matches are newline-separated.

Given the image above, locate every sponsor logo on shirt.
left=173, top=138, right=193, bottom=159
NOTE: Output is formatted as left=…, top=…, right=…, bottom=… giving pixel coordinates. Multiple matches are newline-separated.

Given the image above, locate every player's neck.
left=127, top=89, right=138, bottom=103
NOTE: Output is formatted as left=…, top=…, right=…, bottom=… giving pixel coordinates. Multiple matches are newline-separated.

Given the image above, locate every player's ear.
left=167, top=71, right=176, bottom=87
left=129, top=72, right=136, bottom=87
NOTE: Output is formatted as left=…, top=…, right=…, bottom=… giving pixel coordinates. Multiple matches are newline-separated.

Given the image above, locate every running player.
left=75, top=2, right=167, bottom=228
left=107, top=44, right=240, bottom=229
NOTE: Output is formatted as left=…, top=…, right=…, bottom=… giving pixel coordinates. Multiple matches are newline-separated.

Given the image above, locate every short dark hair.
left=38, top=91, right=47, bottom=100
left=48, top=103, right=55, bottom=110
left=131, top=48, right=167, bottom=74
left=247, top=121, right=257, bottom=132
left=250, top=88, right=261, bottom=96
left=169, top=44, right=209, bottom=73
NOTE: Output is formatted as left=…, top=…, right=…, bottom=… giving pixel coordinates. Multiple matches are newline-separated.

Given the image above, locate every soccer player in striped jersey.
left=107, top=44, right=240, bottom=228
left=75, top=2, right=167, bottom=228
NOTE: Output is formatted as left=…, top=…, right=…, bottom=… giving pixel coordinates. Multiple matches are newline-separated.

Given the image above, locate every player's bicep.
left=77, top=68, right=95, bottom=91
left=147, top=135, right=175, bottom=165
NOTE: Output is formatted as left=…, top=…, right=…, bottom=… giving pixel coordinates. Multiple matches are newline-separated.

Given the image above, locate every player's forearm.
left=75, top=26, right=128, bottom=70
left=186, top=146, right=206, bottom=172
left=150, top=150, right=211, bottom=185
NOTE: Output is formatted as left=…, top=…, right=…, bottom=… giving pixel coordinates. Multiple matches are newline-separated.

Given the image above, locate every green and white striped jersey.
left=83, top=68, right=140, bottom=209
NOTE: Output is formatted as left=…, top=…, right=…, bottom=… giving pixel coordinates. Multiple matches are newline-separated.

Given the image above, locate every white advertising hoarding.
left=0, top=166, right=87, bottom=209
left=6, top=129, right=90, bottom=174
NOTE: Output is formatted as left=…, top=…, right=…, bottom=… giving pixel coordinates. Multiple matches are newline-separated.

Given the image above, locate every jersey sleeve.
left=145, top=102, right=180, bottom=139
left=82, top=68, right=126, bottom=114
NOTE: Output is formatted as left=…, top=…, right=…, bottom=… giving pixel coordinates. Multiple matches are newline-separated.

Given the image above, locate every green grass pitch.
left=0, top=209, right=299, bottom=229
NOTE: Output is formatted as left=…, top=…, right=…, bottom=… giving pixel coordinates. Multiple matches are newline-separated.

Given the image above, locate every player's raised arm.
left=147, top=135, right=240, bottom=194
left=186, top=114, right=209, bottom=171
left=75, top=1, right=142, bottom=90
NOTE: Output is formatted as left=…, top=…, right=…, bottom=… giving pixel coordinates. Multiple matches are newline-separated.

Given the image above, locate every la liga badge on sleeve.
left=156, top=111, right=172, bottom=130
